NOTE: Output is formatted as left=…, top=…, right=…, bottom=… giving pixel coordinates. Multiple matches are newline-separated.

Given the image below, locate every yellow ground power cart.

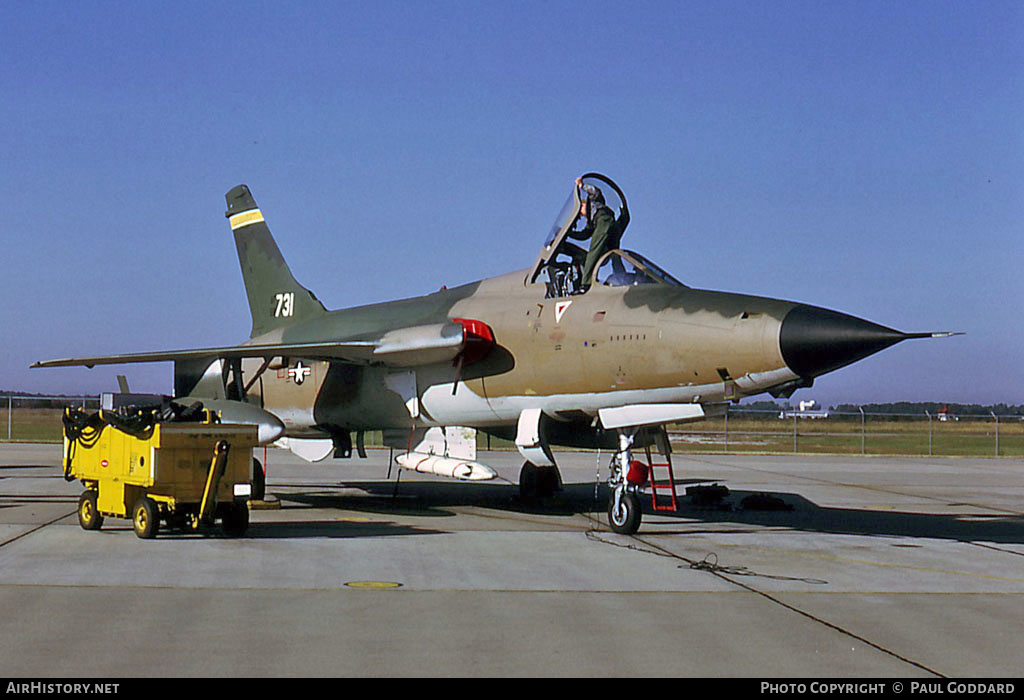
left=62, top=399, right=258, bottom=539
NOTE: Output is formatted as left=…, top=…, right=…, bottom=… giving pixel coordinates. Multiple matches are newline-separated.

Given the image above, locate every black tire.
left=537, top=465, right=561, bottom=498
left=519, top=462, right=538, bottom=502
left=607, top=491, right=642, bottom=535
left=221, top=502, right=250, bottom=538
left=251, top=457, right=266, bottom=501
left=78, top=490, right=103, bottom=531
left=520, top=462, right=561, bottom=502
left=132, top=497, right=160, bottom=539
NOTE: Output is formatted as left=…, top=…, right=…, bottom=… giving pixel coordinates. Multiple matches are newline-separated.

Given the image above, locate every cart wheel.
left=221, top=502, right=249, bottom=538
left=132, top=497, right=160, bottom=539
left=78, top=490, right=103, bottom=531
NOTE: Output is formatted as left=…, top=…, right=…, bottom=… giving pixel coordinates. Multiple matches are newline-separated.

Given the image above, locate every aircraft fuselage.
left=237, top=267, right=802, bottom=439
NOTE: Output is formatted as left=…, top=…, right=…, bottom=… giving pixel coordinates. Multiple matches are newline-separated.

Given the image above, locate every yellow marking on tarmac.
left=345, top=581, right=403, bottom=589
left=229, top=209, right=265, bottom=230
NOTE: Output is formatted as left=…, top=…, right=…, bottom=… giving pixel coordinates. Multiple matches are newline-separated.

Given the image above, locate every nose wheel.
left=608, top=490, right=641, bottom=534
left=606, top=428, right=644, bottom=534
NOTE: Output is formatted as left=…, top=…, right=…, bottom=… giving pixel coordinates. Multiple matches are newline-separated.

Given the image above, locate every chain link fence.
left=670, top=408, right=1024, bottom=458
left=2, top=395, right=100, bottom=443
left=3, top=395, right=1021, bottom=458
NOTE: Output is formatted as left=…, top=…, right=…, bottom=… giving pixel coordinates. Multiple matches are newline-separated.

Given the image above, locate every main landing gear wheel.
left=607, top=491, right=642, bottom=535
left=78, top=490, right=103, bottom=531
left=519, top=462, right=561, bottom=502
left=132, top=497, right=160, bottom=539
left=251, top=457, right=266, bottom=501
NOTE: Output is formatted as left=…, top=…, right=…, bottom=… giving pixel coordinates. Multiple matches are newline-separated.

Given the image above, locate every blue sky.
left=2, top=1, right=1021, bottom=406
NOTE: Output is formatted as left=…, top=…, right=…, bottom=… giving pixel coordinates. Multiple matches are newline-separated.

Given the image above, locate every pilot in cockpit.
left=568, top=177, right=630, bottom=292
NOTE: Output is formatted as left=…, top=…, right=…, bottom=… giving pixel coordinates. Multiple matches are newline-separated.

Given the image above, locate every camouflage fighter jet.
left=34, top=174, right=958, bottom=534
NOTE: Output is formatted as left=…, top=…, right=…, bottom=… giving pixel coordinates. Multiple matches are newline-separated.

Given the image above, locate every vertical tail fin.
left=225, top=185, right=327, bottom=338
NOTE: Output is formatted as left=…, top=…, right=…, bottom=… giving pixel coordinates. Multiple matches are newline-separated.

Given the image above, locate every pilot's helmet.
left=580, top=182, right=605, bottom=210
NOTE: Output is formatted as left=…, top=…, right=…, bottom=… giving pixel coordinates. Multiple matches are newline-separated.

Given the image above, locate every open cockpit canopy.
left=531, top=174, right=625, bottom=287
left=529, top=174, right=683, bottom=297
left=539, top=173, right=626, bottom=251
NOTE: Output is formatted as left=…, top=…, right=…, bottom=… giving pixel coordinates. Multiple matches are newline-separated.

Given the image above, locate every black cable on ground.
left=583, top=515, right=947, bottom=678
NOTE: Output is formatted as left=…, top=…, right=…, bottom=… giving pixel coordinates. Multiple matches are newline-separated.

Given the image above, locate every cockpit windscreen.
left=595, top=250, right=687, bottom=288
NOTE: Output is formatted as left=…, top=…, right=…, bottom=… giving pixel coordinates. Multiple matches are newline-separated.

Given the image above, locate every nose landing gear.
left=606, top=429, right=644, bottom=535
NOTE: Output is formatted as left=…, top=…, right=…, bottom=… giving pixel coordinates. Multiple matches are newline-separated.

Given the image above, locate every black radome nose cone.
left=780, top=305, right=909, bottom=379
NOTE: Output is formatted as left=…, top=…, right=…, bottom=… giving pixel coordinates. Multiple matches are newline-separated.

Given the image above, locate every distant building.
left=779, top=400, right=829, bottom=420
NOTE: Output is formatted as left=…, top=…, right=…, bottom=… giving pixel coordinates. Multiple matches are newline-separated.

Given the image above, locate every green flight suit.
left=580, top=204, right=630, bottom=291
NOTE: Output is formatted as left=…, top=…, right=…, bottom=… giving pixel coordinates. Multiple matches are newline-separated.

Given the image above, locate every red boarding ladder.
left=643, top=430, right=678, bottom=512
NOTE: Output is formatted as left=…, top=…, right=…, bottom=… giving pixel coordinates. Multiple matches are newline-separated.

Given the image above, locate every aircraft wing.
left=33, top=321, right=476, bottom=369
